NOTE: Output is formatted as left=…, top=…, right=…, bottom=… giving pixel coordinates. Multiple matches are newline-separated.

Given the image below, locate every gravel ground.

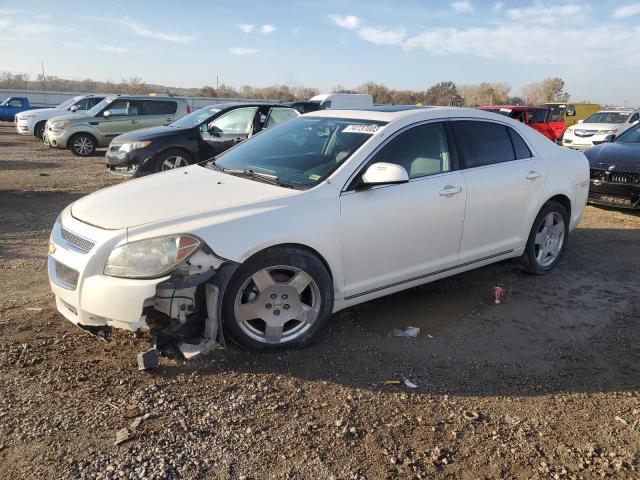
left=1, top=122, right=640, bottom=480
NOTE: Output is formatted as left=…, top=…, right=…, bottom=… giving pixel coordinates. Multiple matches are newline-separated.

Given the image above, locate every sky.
left=1, top=0, right=640, bottom=105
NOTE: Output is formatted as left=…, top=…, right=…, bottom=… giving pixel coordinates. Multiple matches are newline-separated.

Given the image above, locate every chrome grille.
left=574, top=129, right=597, bottom=137
left=610, top=171, right=640, bottom=184
left=590, top=168, right=607, bottom=181
left=60, top=226, right=95, bottom=253
left=55, top=260, right=79, bottom=289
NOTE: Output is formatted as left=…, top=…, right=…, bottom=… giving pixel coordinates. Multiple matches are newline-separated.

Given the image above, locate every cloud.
left=230, top=47, right=259, bottom=56
left=77, top=15, right=194, bottom=43
left=492, top=2, right=504, bottom=11
left=237, top=23, right=254, bottom=33
left=329, top=14, right=361, bottom=30
left=357, top=26, right=406, bottom=45
left=613, top=3, right=640, bottom=18
left=292, top=27, right=302, bottom=34
left=451, top=1, right=474, bottom=13
left=402, top=24, right=640, bottom=67
left=506, top=3, right=587, bottom=25
left=260, top=24, right=276, bottom=34
left=0, top=8, right=27, bottom=15
left=0, top=19, right=10, bottom=29
left=126, top=19, right=194, bottom=43
left=98, top=45, right=131, bottom=54
left=12, top=23, right=59, bottom=38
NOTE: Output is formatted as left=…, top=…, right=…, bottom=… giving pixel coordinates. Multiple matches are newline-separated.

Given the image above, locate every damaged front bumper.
left=48, top=210, right=235, bottom=360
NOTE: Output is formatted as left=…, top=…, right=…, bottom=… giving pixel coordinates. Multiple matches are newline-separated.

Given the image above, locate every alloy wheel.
left=534, top=212, right=565, bottom=267
left=161, top=156, right=188, bottom=171
left=73, top=136, right=93, bottom=156
left=233, top=265, right=321, bottom=344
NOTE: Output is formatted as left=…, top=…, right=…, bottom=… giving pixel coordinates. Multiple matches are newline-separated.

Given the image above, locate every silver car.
left=44, top=96, right=191, bottom=156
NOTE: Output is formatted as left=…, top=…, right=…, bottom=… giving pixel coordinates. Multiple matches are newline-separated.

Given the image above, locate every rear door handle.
left=439, top=185, right=462, bottom=196
left=526, top=170, right=542, bottom=180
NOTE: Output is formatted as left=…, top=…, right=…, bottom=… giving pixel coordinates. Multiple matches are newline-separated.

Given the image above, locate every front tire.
left=34, top=121, right=46, bottom=141
left=517, top=201, right=569, bottom=274
left=69, top=133, right=96, bottom=157
left=154, top=149, right=192, bottom=173
left=221, top=247, right=334, bottom=351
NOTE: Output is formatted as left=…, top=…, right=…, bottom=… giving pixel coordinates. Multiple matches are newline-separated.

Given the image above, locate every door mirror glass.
left=70, top=105, right=78, bottom=112
left=103, top=110, right=111, bottom=118
left=604, top=134, right=616, bottom=143
left=566, top=105, right=576, bottom=116
left=360, top=162, right=409, bottom=187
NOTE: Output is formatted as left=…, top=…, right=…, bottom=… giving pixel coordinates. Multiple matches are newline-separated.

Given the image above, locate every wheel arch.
left=144, top=146, right=195, bottom=172
left=33, top=120, right=47, bottom=138
left=543, top=193, right=572, bottom=219
left=240, top=242, right=334, bottom=282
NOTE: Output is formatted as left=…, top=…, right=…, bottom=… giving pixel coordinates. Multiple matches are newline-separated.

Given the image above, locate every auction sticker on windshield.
left=342, top=124, right=380, bottom=134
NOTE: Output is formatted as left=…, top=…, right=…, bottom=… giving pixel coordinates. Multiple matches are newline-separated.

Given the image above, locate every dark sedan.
left=585, top=123, right=640, bottom=209
left=106, top=102, right=305, bottom=177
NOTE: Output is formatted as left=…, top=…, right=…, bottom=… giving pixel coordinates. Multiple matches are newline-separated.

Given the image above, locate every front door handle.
left=526, top=170, right=542, bottom=180
left=439, top=185, right=462, bottom=196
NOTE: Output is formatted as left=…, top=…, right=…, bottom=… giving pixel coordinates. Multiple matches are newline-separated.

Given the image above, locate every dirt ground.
left=1, top=121, right=639, bottom=480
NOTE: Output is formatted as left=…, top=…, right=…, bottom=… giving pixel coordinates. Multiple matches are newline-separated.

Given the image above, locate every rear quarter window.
left=140, top=100, right=178, bottom=115
left=453, top=120, right=516, bottom=168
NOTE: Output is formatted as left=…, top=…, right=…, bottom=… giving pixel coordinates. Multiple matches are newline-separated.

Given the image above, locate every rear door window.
left=507, top=128, right=532, bottom=159
left=139, top=100, right=178, bottom=115
left=452, top=120, right=516, bottom=168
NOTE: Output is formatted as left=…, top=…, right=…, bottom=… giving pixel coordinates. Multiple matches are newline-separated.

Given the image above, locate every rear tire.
left=154, top=149, right=192, bottom=173
left=69, top=133, right=96, bottom=157
left=517, top=201, right=569, bottom=274
left=221, top=247, right=334, bottom=351
left=34, top=121, right=46, bottom=141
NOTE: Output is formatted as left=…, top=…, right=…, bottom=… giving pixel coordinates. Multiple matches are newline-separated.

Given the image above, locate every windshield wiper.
left=203, top=157, right=224, bottom=171
left=223, top=168, right=284, bottom=187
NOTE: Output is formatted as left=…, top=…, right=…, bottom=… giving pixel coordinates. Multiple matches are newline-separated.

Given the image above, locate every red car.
left=479, top=105, right=566, bottom=142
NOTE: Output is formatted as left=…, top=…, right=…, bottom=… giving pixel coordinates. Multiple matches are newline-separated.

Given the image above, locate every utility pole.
left=41, top=60, right=47, bottom=105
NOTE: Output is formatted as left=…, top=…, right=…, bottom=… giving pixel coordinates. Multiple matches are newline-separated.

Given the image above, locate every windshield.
left=86, top=97, right=117, bottom=116
left=170, top=105, right=221, bottom=128
left=584, top=112, right=629, bottom=124
left=56, top=96, right=81, bottom=109
left=615, top=123, right=640, bottom=143
left=205, top=116, right=386, bottom=189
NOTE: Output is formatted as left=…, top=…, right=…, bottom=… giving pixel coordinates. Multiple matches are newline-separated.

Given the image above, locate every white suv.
left=562, top=108, right=640, bottom=150
left=15, top=94, right=105, bottom=140
left=48, top=108, right=588, bottom=354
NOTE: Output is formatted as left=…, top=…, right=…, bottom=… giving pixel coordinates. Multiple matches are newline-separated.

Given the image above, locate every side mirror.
left=70, top=105, right=78, bottom=112
left=103, top=110, right=111, bottom=118
left=604, top=134, right=616, bottom=143
left=577, top=119, right=584, bottom=124
left=359, top=162, right=409, bottom=188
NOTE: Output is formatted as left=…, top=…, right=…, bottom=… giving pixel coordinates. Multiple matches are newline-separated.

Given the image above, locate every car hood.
left=585, top=143, right=640, bottom=171
left=20, top=107, right=64, bottom=117
left=568, top=123, right=623, bottom=132
left=112, top=126, right=185, bottom=143
left=71, top=166, right=296, bottom=230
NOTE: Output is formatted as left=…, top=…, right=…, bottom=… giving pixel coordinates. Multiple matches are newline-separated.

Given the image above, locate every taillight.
left=186, top=105, right=192, bottom=114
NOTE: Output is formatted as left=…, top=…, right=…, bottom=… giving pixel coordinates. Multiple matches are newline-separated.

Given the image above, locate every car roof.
left=307, top=106, right=501, bottom=123
left=104, top=95, right=186, bottom=101
left=480, top=105, right=545, bottom=111
left=596, top=109, right=633, bottom=114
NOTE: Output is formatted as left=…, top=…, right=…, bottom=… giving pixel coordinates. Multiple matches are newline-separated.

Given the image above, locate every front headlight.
left=50, top=120, right=71, bottom=131
left=20, top=114, right=36, bottom=120
left=119, top=141, right=151, bottom=152
left=104, top=234, right=200, bottom=278
left=597, top=129, right=616, bottom=136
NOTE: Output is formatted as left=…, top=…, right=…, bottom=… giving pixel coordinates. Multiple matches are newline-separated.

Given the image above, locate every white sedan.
left=48, top=107, right=589, bottom=352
